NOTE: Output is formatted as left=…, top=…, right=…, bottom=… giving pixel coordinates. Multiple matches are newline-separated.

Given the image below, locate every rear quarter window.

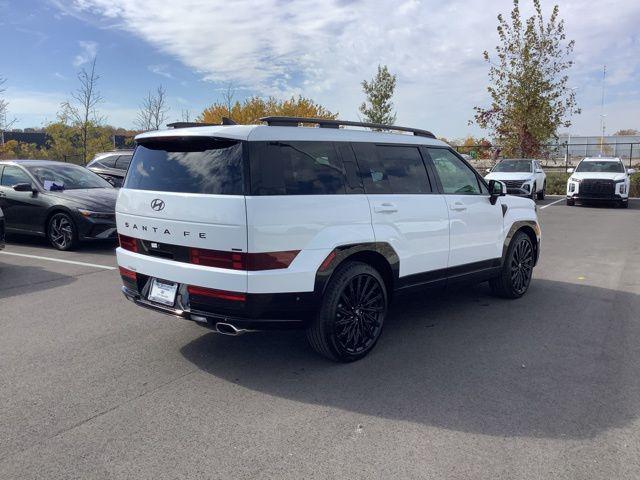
left=250, top=141, right=346, bottom=195
left=124, top=138, right=244, bottom=195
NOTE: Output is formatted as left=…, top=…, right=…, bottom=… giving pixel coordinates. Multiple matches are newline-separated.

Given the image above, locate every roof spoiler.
left=166, top=117, right=237, bottom=129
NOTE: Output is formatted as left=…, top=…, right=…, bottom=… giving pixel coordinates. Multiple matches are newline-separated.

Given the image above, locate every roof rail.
left=259, top=116, right=435, bottom=138
left=166, top=117, right=237, bottom=129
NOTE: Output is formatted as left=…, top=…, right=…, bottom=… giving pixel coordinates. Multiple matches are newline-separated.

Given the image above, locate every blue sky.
left=2, top=0, right=639, bottom=139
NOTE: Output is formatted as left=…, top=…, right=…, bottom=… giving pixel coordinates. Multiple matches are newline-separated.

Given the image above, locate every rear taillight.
left=189, top=248, right=299, bottom=271
left=246, top=251, right=299, bottom=271
left=119, top=266, right=137, bottom=281
left=190, top=248, right=245, bottom=270
left=187, top=285, right=246, bottom=302
left=119, top=234, right=138, bottom=253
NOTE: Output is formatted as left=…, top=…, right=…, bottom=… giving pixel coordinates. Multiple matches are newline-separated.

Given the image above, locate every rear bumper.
left=121, top=284, right=311, bottom=330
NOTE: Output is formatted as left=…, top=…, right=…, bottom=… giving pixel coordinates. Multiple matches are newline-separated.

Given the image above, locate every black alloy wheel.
left=48, top=213, right=78, bottom=251
left=307, top=261, right=388, bottom=362
left=334, top=273, right=385, bottom=355
left=509, top=236, right=534, bottom=295
left=490, top=231, right=534, bottom=299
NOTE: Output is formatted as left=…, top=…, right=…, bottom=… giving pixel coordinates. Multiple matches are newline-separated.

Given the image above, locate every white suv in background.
left=485, top=159, right=546, bottom=200
left=116, top=117, right=542, bottom=362
left=566, top=157, right=635, bottom=208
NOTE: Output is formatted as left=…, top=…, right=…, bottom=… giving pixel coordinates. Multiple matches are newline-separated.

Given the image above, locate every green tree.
left=199, top=95, right=336, bottom=125
left=359, top=65, right=397, bottom=126
left=0, top=140, right=48, bottom=160
left=472, top=0, right=579, bottom=157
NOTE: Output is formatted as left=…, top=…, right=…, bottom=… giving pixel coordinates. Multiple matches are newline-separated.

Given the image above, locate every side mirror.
left=13, top=183, right=35, bottom=193
left=535, top=168, right=543, bottom=173
left=488, top=179, right=506, bottom=205
left=567, top=168, right=574, bottom=174
left=628, top=168, right=636, bottom=175
left=485, top=168, right=491, bottom=173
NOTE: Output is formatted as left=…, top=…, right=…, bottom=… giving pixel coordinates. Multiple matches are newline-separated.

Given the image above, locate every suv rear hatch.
left=116, top=136, right=248, bottom=291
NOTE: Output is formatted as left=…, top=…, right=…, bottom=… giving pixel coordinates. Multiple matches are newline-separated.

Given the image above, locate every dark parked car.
left=86, top=150, right=134, bottom=187
left=0, top=160, right=117, bottom=250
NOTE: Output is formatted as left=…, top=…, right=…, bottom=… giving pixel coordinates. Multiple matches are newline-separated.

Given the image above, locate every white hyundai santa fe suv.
left=485, top=158, right=546, bottom=200
left=566, top=157, right=635, bottom=208
left=116, top=117, right=541, bottom=362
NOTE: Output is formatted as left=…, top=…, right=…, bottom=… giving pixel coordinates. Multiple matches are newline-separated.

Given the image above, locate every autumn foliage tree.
left=199, top=95, right=337, bottom=125
left=473, top=0, right=579, bottom=157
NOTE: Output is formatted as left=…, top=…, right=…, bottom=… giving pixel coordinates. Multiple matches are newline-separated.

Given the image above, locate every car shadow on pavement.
left=180, top=279, right=640, bottom=440
left=5, top=233, right=117, bottom=256
left=0, top=264, right=75, bottom=299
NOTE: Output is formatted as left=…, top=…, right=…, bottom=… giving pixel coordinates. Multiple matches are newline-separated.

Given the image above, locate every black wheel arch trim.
left=503, top=220, right=541, bottom=266
left=313, top=242, right=399, bottom=298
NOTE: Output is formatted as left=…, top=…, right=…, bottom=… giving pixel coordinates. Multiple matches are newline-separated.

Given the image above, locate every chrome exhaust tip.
left=215, top=322, right=248, bottom=336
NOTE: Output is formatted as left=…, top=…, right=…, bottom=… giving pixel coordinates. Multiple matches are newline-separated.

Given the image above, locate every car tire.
left=566, top=198, right=575, bottom=206
left=619, top=200, right=629, bottom=209
left=530, top=183, right=537, bottom=201
left=537, top=182, right=545, bottom=200
left=306, top=261, right=388, bottom=362
left=47, top=212, right=78, bottom=251
left=489, top=231, right=534, bottom=299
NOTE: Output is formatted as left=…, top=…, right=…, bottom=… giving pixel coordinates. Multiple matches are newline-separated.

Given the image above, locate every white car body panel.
left=368, top=194, right=450, bottom=277
left=444, top=194, right=506, bottom=266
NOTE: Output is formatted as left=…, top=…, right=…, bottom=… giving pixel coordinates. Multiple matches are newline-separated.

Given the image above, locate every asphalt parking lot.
left=1, top=196, right=639, bottom=480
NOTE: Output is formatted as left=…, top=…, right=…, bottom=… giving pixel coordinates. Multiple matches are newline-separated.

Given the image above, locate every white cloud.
left=51, top=0, right=640, bottom=136
left=148, top=64, right=173, bottom=79
left=73, top=40, right=98, bottom=67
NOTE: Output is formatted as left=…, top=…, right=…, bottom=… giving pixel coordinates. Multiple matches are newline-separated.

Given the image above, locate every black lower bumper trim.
left=121, top=286, right=308, bottom=331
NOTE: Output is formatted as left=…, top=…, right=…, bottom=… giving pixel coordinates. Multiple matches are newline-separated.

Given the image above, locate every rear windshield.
left=124, top=138, right=244, bottom=194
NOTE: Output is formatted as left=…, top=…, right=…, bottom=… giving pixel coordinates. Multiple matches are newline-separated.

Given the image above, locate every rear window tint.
left=115, top=155, right=132, bottom=170
left=92, top=155, right=117, bottom=168
left=250, top=141, right=346, bottom=195
left=124, top=138, right=244, bottom=195
left=352, top=143, right=431, bottom=194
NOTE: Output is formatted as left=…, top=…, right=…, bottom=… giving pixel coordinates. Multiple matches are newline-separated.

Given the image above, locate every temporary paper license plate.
left=148, top=279, right=178, bottom=306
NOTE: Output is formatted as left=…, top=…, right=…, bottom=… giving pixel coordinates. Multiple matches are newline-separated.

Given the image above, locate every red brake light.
left=246, top=251, right=299, bottom=271
left=190, top=248, right=245, bottom=270
left=189, top=248, right=299, bottom=271
left=119, top=234, right=138, bottom=253
left=187, top=285, right=246, bottom=302
left=119, top=266, right=137, bottom=281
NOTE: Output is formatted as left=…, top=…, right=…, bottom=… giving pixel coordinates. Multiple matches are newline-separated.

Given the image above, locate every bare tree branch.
left=61, top=57, right=104, bottom=163
left=136, top=85, right=169, bottom=130
left=0, top=76, right=17, bottom=134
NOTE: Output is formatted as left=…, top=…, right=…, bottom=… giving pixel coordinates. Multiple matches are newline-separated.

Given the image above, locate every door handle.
left=450, top=201, right=467, bottom=212
left=0, top=191, right=6, bottom=197
left=374, top=202, right=398, bottom=213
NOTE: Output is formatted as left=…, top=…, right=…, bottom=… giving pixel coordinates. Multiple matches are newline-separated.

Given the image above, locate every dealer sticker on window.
left=148, top=279, right=178, bottom=306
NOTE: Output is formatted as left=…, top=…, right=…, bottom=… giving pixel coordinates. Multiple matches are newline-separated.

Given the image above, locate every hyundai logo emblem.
left=150, top=199, right=165, bottom=211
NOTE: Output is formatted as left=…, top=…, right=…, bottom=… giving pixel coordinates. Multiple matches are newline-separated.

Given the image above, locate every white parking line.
left=0, top=251, right=116, bottom=270
left=539, top=198, right=566, bottom=209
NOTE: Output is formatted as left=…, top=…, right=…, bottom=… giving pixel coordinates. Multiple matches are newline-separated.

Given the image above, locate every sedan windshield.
left=576, top=161, right=625, bottom=173
left=492, top=160, right=532, bottom=173
left=25, top=164, right=113, bottom=190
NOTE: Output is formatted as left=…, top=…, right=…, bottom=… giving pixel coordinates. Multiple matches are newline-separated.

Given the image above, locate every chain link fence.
left=454, top=141, right=640, bottom=172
